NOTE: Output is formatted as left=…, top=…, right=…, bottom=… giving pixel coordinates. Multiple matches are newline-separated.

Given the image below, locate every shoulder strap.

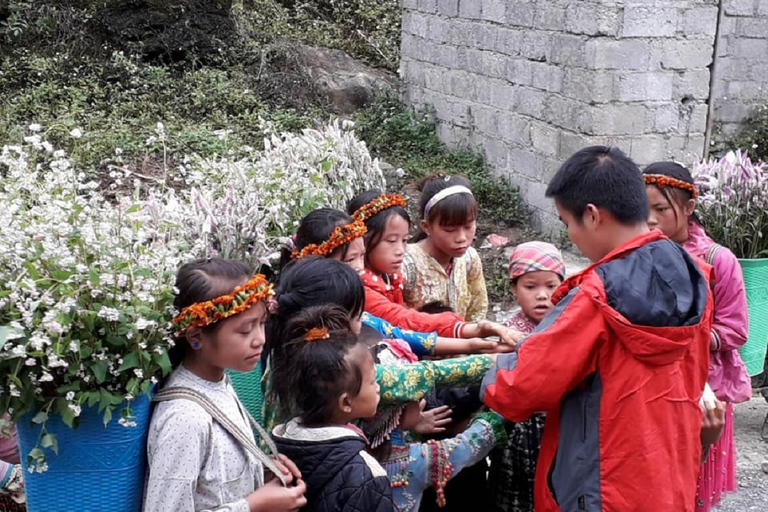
left=154, top=386, right=287, bottom=486
left=705, top=243, right=723, bottom=266
left=401, top=247, right=416, bottom=291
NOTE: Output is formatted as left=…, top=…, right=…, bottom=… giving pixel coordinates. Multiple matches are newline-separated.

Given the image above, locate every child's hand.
left=265, top=454, right=302, bottom=486
left=246, top=477, right=307, bottom=512
left=701, top=400, right=726, bottom=448
left=467, top=337, right=499, bottom=353
left=477, top=320, right=524, bottom=347
left=414, top=404, right=453, bottom=435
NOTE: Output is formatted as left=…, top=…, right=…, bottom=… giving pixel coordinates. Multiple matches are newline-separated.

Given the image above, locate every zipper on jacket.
left=578, top=495, right=586, bottom=509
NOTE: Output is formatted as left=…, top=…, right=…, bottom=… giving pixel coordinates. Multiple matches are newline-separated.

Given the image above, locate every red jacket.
left=482, top=231, right=713, bottom=511
left=360, top=269, right=466, bottom=338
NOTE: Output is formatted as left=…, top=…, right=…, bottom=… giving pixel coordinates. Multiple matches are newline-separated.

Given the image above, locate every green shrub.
left=717, top=103, right=768, bottom=163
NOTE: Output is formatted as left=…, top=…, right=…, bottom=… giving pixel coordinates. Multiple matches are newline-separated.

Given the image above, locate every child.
left=643, top=161, right=751, bottom=511
left=488, top=241, right=565, bottom=512
left=144, top=258, right=307, bottom=512
left=402, top=173, right=488, bottom=322
left=482, top=146, right=714, bottom=511
left=271, top=305, right=393, bottom=512
left=286, top=208, right=504, bottom=357
left=0, top=419, right=24, bottom=510
left=356, top=325, right=506, bottom=512
left=347, top=190, right=519, bottom=345
left=263, top=258, right=502, bottom=433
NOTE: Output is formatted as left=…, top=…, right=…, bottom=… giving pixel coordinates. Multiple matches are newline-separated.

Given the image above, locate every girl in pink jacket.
left=645, top=162, right=752, bottom=512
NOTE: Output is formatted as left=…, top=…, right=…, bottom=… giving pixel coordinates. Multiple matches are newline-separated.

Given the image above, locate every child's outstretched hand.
left=246, top=477, right=307, bottom=512
left=414, top=402, right=453, bottom=435
left=701, top=400, right=726, bottom=449
left=476, top=320, right=525, bottom=347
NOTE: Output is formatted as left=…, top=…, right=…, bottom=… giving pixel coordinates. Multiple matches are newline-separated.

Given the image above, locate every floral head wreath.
left=172, top=274, right=274, bottom=337
left=643, top=174, right=699, bottom=199
left=291, top=219, right=367, bottom=260
left=304, top=327, right=330, bottom=342
left=353, top=194, right=408, bottom=222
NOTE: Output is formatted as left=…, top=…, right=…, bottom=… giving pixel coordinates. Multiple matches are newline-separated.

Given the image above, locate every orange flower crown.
left=172, top=274, right=274, bottom=336
left=291, top=219, right=367, bottom=260
left=304, top=327, right=330, bottom=342
left=643, top=174, right=699, bottom=199
left=353, top=194, right=408, bottom=222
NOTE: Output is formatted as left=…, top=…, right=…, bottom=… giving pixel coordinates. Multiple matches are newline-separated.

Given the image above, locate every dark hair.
left=643, top=161, right=702, bottom=225
left=418, top=301, right=453, bottom=314
left=546, top=146, right=649, bottom=224
left=347, top=189, right=410, bottom=259
left=279, top=208, right=354, bottom=269
left=277, top=305, right=369, bottom=425
left=170, top=258, right=252, bottom=368
left=265, top=257, right=366, bottom=405
left=413, top=173, right=478, bottom=242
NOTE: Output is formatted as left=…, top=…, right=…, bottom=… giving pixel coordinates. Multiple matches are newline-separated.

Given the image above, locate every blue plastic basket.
left=739, top=259, right=768, bottom=376
left=16, top=393, right=152, bottom=512
left=227, top=365, right=265, bottom=427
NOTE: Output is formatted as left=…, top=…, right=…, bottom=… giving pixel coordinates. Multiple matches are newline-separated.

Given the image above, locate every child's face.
left=348, top=348, right=380, bottom=419
left=199, top=301, right=268, bottom=373
left=422, top=217, right=477, bottom=259
left=367, top=213, right=409, bottom=275
left=513, top=271, right=561, bottom=324
left=646, top=185, right=695, bottom=244
left=333, top=236, right=365, bottom=274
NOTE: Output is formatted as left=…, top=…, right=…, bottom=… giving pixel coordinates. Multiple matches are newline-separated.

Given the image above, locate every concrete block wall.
left=712, top=0, right=768, bottom=135
left=400, top=0, right=719, bottom=230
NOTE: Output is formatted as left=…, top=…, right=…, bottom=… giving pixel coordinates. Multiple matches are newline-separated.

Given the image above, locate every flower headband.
left=643, top=174, right=699, bottom=199
left=353, top=194, right=407, bottom=222
left=423, top=185, right=473, bottom=218
left=304, top=327, right=330, bottom=342
left=291, top=219, right=367, bottom=260
left=172, top=274, right=274, bottom=336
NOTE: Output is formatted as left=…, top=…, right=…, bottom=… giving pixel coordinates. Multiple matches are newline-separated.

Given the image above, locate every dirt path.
left=718, top=396, right=768, bottom=510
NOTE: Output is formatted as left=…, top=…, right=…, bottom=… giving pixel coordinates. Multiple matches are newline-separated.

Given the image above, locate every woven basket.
left=15, top=393, right=151, bottom=512
left=739, top=259, right=768, bottom=376
left=228, top=365, right=265, bottom=427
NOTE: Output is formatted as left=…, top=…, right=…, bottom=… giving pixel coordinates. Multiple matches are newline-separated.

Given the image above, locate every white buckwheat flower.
left=69, top=128, right=83, bottom=139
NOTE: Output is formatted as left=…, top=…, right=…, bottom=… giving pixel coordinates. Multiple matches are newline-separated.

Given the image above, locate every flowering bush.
left=693, top=150, right=768, bottom=259
left=0, top=120, right=383, bottom=469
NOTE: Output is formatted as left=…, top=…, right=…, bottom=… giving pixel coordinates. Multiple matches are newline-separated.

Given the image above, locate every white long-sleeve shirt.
left=143, top=365, right=263, bottom=512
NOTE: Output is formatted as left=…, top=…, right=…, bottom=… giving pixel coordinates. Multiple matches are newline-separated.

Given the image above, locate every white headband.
left=423, top=185, right=474, bottom=218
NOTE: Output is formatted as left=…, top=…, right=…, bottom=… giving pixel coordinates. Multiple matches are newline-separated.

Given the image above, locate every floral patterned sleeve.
left=465, top=247, right=489, bottom=322
left=377, top=355, right=494, bottom=405
left=362, top=312, right=437, bottom=356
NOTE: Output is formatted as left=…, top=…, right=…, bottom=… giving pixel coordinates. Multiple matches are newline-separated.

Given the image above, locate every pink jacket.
left=684, top=221, right=752, bottom=403
left=0, top=416, right=20, bottom=481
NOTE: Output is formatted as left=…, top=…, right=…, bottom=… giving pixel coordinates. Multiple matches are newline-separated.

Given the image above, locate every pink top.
left=0, top=416, right=20, bottom=481
left=683, top=221, right=752, bottom=403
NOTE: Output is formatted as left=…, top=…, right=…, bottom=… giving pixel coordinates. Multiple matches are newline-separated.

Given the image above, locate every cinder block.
left=402, top=11, right=431, bottom=39
left=590, top=104, right=649, bottom=136
left=417, top=0, right=438, bottom=14
left=514, top=87, right=547, bottom=118
left=728, top=80, right=765, bottom=100
left=471, top=78, right=494, bottom=104
left=481, top=0, right=508, bottom=23
left=651, top=105, right=680, bottom=133
left=686, top=103, right=710, bottom=134
left=483, top=137, right=509, bottom=168
left=713, top=102, right=754, bottom=123
left=531, top=62, right=564, bottom=93
left=562, top=68, right=615, bottom=103
left=437, top=0, right=460, bottom=17
left=588, top=40, right=652, bottom=70
left=471, top=105, right=499, bottom=134
left=507, top=148, right=545, bottom=179
left=505, top=2, right=536, bottom=28
left=530, top=121, right=561, bottom=156
left=532, top=4, right=566, bottom=31
left=506, top=58, right=534, bottom=86
left=550, top=33, right=590, bottom=67
left=542, top=95, right=583, bottom=131
left=724, top=0, right=756, bottom=17
left=676, top=69, right=711, bottom=100
left=494, top=28, right=524, bottom=56
left=659, top=40, right=714, bottom=70
left=730, top=38, right=768, bottom=60
left=630, top=135, right=669, bottom=164
left=497, top=112, right=532, bottom=143
left=459, top=0, right=482, bottom=19
left=565, top=3, right=621, bottom=36
left=489, top=78, right=517, bottom=109
left=680, top=6, right=719, bottom=37
left=403, top=0, right=419, bottom=11
left=475, top=24, right=499, bottom=51
left=447, top=19, right=475, bottom=46
left=616, top=72, right=674, bottom=102
left=737, top=16, right=768, bottom=37
left=623, top=6, right=679, bottom=38
left=481, top=52, right=508, bottom=79
left=520, top=31, right=552, bottom=62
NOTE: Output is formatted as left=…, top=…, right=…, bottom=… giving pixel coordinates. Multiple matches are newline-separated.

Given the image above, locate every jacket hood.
left=570, top=231, right=712, bottom=366
left=272, top=420, right=367, bottom=499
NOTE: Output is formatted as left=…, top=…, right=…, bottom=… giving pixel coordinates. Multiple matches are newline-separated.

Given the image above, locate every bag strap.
left=705, top=243, right=723, bottom=266
left=154, top=386, right=287, bottom=486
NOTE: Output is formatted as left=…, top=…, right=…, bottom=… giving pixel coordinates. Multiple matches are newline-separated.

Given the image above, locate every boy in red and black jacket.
left=482, top=146, right=713, bottom=512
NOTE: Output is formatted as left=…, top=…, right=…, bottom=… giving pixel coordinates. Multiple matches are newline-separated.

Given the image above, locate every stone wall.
left=400, top=0, right=766, bottom=231
left=713, top=0, right=768, bottom=135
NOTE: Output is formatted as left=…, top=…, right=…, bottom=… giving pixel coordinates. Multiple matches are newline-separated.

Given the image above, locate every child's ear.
left=420, top=219, right=431, bottom=235
left=185, top=327, right=204, bottom=350
left=684, top=199, right=696, bottom=217
left=338, top=393, right=353, bottom=414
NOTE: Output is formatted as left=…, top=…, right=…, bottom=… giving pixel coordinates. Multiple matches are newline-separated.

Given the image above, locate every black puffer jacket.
left=273, top=420, right=393, bottom=512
